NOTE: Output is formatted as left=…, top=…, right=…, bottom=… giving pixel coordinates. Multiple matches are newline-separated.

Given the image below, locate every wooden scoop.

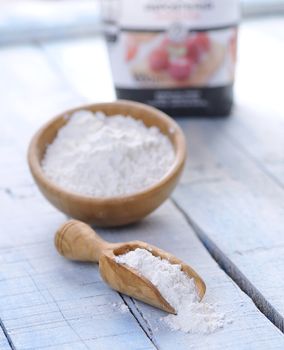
left=55, top=220, right=206, bottom=314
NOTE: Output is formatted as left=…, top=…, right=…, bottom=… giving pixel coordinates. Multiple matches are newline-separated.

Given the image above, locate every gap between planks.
left=0, top=35, right=283, bottom=348
left=119, top=294, right=159, bottom=349
left=171, top=198, right=284, bottom=333
left=0, top=318, right=16, bottom=350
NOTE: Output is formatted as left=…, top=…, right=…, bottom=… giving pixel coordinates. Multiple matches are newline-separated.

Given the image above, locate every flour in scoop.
left=115, top=248, right=225, bottom=334
left=42, top=110, right=175, bottom=197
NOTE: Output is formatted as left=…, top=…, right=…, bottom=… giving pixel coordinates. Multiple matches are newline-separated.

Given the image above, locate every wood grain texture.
left=1, top=192, right=284, bottom=349
left=0, top=327, right=11, bottom=350
left=0, top=44, right=154, bottom=350
left=170, top=19, right=284, bottom=331
left=27, top=101, right=186, bottom=226
left=173, top=117, right=284, bottom=330
left=0, top=210, right=155, bottom=350
left=98, top=201, right=284, bottom=350
left=54, top=220, right=205, bottom=313
left=41, top=18, right=284, bottom=309
left=41, top=20, right=284, bottom=341
left=0, top=24, right=284, bottom=349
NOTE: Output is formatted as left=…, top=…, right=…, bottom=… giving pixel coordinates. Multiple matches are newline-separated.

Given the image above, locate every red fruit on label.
left=160, top=36, right=171, bottom=48
left=125, top=43, right=138, bottom=61
left=148, top=48, right=169, bottom=71
left=168, top=57, right=193, bottom=81
left=186, top=37, right=200, bottom=64
left=195, top=33, right=210, bottom=52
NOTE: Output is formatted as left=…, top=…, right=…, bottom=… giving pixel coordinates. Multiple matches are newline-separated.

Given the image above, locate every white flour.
left=112, top=302, right=129, bottom=314
left=42, top=110, right=175, bottom=197
left=115, top=248, right=225, bottom=334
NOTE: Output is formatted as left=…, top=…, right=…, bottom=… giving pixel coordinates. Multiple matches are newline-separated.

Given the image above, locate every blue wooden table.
left=0, top=17, right=284, bottom=349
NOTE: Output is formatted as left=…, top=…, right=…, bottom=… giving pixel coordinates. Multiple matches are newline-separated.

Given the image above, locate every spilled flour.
left=112, top=302, right=129, bottom=314
left=115, top=248, right=225, bottom=334
left=42, top=110, right=175, bottom=197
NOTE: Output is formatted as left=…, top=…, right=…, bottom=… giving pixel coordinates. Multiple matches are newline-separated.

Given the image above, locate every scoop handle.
left=55, top=220, right=115, bottom=263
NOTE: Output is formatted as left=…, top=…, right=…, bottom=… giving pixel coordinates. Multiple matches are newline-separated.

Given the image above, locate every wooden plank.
left=0, top=193, right=156, bottom=350
left=171, top=20, right=284, bottom=330
left=41, top=25, right=284, bottom=332
left=41, top=20, right=284, bottom=336
left=172, top=117, right=284, bottom=330
left=0, top=44, right=155, bottom=350
left=0, top=40, right=283, bottom=349
left=0, top=327, right=11, bottom=350
left=99, top=201, right=284, bottom=349
left=40, top=37, right=115, bottom=104
left=229, top=20, right=284, bottom=187
left=0, top=44, right=84, bottom=132
left=1, top=189, right=284, bottom=349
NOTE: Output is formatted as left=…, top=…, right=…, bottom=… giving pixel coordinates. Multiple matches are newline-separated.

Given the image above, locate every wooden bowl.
left=28, top=100, right=186, bottom=227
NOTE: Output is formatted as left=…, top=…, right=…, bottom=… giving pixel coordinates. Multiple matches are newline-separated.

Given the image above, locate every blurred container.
left=102, top=0, right=240, bottom=117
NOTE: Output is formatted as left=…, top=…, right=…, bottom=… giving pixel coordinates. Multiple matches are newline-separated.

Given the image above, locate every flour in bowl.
left=115, top=248, right=225, bottom=334
left=42, top=110, right=175, bottom=197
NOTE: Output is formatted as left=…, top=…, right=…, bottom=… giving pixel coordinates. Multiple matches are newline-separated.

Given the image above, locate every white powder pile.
left=42, top=110, right=175, bottom=197
left=111, top=302, right=129, bottom=314
left=115, top=248, right=225, bottom=334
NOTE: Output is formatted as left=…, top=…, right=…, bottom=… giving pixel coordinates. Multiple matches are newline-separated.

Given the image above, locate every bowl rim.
left=28, top=100, right=187, bottom=204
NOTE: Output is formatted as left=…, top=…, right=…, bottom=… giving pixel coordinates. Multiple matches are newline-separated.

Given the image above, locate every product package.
left=102, top=0, right=240, bottom=116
